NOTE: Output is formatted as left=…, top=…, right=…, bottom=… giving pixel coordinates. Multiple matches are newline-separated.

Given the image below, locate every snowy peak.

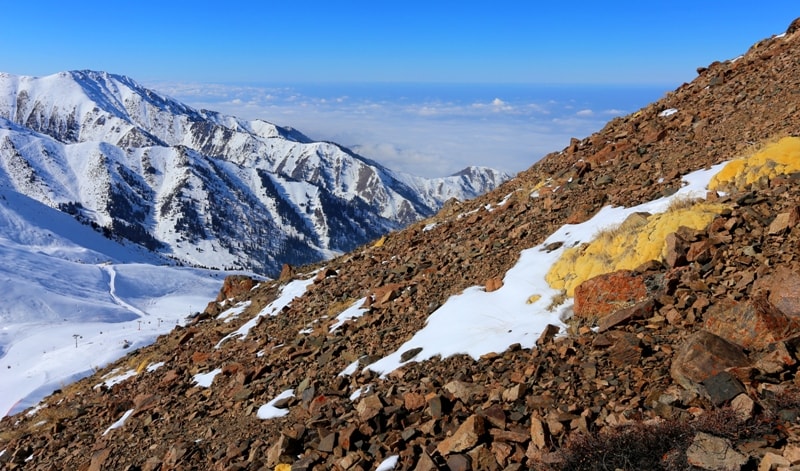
left=0, top=70, right=509, bottom=275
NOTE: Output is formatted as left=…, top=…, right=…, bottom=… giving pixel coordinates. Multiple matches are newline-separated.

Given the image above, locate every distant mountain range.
left=0, top=70, right=509, bottom=275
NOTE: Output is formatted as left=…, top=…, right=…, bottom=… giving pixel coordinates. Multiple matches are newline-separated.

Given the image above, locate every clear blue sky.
left=2, top=2, right=798, bottom=85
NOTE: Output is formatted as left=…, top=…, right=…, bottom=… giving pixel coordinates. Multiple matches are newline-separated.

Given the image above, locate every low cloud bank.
left=150, top=82, right=667, bottom=178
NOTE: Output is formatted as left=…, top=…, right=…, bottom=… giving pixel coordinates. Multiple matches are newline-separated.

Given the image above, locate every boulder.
left=573, top=270, right=649, bottom=321
left=755, top=265, right=800, bottom=318
left=671, top=331, right=750, bottom=393
left=686, top=432, right=748, bottom=470
left=704, top=294, right=797, bottom=350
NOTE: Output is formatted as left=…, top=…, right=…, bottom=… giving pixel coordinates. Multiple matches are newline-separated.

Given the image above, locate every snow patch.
left=257, top=389, right=294, bottom=419
left=329, top=297, right=369, bottom=332
left=376, top=455, right=399, bottom=471
left=193, top=368, right=222, bottom=388
left=103, top=408, right=134, bottom=436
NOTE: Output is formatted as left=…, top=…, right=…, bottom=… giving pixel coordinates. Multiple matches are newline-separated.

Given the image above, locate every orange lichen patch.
left=709, top=136, right=800, bottom=191
left=546, top=202, right=727, bottom=297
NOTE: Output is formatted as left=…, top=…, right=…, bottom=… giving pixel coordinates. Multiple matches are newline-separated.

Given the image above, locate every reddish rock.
left=314, top=267, right=338, bottom=282
left=484, top=277, right=504, bottom=292
left=704, top=295, right=797, bottom=350
left=279, top=263, right=294, bottom=281
left=574, top=270, right=649, bottom=320
left=191, top=351, right=210, bottom=364
left=215, top=275, right=257, bottom=301
left=606, top=331, right=643, bottom=367
left=159, top=369, right=181, bottom=387
left=403, top=392, right=426, bottom=411
left=597, top=298, right=655, bottom=332
left=664, top=232, right=689, bottom=268
left=686, top=239, right=713, bottom=264
left=671, top=331, right=750, bottom=392
left=371, top=283, right=404, bottom=307
left=755, top=265, right=800, bottom=318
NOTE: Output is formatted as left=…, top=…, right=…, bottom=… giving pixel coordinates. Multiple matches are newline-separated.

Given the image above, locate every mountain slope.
left=0, top=71, right=508, bottom=276
left=0, top=186, right=232, bottom=417
left=3, top=19, right=800, bottom=471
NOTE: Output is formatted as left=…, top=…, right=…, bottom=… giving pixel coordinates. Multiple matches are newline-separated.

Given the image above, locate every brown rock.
left=191, top=351, right=210, bottom=364
left=530, top=416, right=548, bottom=450
left=671, top=331, right=750, bottom=392
left=502, top=384, right=526, bottom=403
left=485, top=277, right=504, bottom=292
left=356, top=394, right=383, bottom=421
left=467, top=444, right=498, bottom=471
left=371, top=283, right=404, bottom=307
left=664, top=232, right=689, bottom=268
left=756, top=266, right=800, bottom=318
left=436, top=414, right=486, bottom=455
left=597, top=298, right=655, bottom=332
left=754, top=340, right=796, bottom=374
left=216, top=275, right=257, bottom=301
left=159, top=369, right=181, bottom=387
left=133, top=393, right=158, bottom=413
left=444, top=380, right=479, bottom=403
left=767, top=207, right=800, bottom=234
left=536, top=324, right=560, bottom=346
left=278, top=263, right=294, bottom=281
left=573, top=270, right=649, bottom=320
left=445, top=453, right=471, bottom=471
left=686, top=239, right=713, bottom=264
left=759, top=451, right=791, bottom=471
left=489, top=427, right=529, bottom=443
left=403, top=392, right=426, bottom=411
left=314, top=267, right=338, bottom=282
left=412, top=452, right=438, bottom=471
left=606, top=331, right=643, bottom=367
left=481, top=404, right=506, bottom=429
left=317, top=432, right=336, bottom=453
left=704, top=295, right=796, bottom=350
left=88, top=448, right=111, bottom=471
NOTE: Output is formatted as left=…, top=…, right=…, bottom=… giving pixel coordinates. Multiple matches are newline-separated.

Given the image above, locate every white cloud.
left=145, top=82, right=656, bottom=178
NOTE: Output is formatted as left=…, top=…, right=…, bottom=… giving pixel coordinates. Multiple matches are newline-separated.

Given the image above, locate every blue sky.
left=3, top=3, right=798, bottom=177
left=3, top=2, right=797, bottom=84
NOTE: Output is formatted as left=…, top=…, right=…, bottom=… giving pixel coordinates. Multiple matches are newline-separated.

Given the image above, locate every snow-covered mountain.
left=0, top=70, right=509, bottom=275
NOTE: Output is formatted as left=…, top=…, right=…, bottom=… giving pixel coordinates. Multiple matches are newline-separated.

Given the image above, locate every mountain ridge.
left=0, top=70, right=508, bottom=275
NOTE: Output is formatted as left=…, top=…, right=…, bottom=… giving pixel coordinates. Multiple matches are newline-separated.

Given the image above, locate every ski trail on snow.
left=101, top=264, right=147, bottom=317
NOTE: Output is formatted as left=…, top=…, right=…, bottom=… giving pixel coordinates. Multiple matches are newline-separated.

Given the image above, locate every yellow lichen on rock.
left=709, top=136, right=800, bottom=190
left=546, top=202, right=727, bottom=297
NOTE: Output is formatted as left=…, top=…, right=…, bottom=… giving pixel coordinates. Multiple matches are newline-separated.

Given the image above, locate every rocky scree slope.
left=0, top=70, right=507, bottom=276
left=4, top=18, right=800, bottom=471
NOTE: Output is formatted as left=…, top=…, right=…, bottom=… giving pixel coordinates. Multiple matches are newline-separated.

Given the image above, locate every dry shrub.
left=545, top=407, right=778, bottom=471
